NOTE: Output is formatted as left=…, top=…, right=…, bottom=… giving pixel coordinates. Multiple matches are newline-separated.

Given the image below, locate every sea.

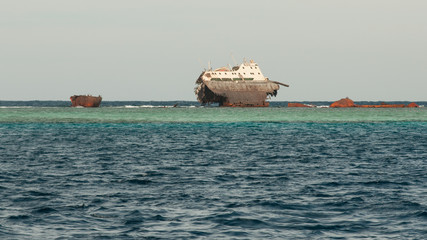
left=1, top=101, right=426, bottom=239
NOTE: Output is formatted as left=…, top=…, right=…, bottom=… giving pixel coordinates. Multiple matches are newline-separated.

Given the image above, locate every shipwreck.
left=70, top=95, right=102, bottom=107
left=195, top=59, right=289, bottom=107
left=330, top=97, right=419, bottom=108
left=288, top=98, right=420, bottom=108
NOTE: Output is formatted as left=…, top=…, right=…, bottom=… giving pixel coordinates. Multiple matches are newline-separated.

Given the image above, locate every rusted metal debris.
left=195, top=59, right=289, bottom=107
left=329, top=97, right=419, bottom=108
left=70, top=95, right=102, bottom=107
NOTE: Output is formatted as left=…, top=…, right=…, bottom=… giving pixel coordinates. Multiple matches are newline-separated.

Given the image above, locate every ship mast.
left=230, top=53, right=237, bottom=66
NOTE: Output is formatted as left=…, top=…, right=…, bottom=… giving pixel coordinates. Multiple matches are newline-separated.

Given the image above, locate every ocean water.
left=0, top=101, right=426, bottom=239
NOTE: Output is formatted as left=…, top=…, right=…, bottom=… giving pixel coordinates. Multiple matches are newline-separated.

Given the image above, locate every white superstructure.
left=198, top=59, right=268, bottom=83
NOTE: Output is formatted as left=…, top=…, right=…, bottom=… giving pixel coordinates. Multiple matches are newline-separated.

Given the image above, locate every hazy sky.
left=1, top=0, right=426, bottom=101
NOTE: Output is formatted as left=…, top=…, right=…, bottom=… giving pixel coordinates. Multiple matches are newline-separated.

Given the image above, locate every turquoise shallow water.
left=1, top=106, right=426, bottom=123
left=1, top=102, right=426, bottom=239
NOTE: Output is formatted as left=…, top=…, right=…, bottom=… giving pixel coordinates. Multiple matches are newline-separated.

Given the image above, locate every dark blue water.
left=1, top=120, right=426, bottom=239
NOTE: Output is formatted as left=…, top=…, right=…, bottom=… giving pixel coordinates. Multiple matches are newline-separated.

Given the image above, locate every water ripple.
left=0, top=122, right=426, bottom=239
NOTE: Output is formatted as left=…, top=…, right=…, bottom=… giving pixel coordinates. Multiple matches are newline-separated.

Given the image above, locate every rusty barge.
left=195, top=59, right=289, bottom=107
left=70, top=95, right=102, bottom=107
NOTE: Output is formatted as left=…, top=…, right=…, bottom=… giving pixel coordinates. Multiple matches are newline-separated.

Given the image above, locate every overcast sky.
left=1, top=0, right=426, bottom=101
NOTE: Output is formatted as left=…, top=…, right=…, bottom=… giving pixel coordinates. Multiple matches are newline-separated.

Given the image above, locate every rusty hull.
left=195, top=80, right=281, bottom=107
left=70, top=95, right=102, bottom=107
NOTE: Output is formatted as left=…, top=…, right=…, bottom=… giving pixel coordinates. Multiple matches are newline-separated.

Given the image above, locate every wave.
left=123, top=105, right=199, bottom=109
left=0, top=106, right=36, bottom=109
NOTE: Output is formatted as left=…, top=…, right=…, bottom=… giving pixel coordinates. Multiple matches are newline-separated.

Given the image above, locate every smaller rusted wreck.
left=195, top=59, right=289, bottom=107
left=70, top=95, right=102, bottom=107
left=288, top=98, right=420, bottom=108
left=330, top=97, right=419, bottom=108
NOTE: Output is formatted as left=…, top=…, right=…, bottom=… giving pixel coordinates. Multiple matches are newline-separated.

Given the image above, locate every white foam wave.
left=123, top=105, right=199, bottom=109
left=0, top=106, right=35, bottom=109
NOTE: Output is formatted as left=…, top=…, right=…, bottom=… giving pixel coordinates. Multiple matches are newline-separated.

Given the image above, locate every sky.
left=1, top=0, right=426, bottom=101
